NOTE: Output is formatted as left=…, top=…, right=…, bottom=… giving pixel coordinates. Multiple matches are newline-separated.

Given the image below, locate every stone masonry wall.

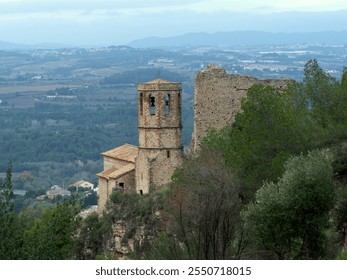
left=97, top=170, right=136, bottom=213
left=103, top=157, right=129, bottom=171
left=192, top=64, right=291, bottom=153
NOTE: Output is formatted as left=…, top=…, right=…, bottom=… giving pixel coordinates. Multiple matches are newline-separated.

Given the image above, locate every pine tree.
left=0, top=162, right=13, bottom=214
left=0, top=162, right=21, bottom=259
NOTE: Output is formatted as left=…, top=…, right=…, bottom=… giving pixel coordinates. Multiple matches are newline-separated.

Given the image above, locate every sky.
left=0, top=0, right=347, bottom=46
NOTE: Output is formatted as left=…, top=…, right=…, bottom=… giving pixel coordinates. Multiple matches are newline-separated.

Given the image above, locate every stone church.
left=97, top=65, right=290, bottom=212
left=97, top=79, right=183, bottom=212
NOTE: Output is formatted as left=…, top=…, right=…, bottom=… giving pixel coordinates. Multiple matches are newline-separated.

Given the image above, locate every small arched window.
left=139, top=93, right=143, bottom=116
left=165, top=94, right=170, bottom=115
left=149, top=94, right=156, bottom=115
left=178, top=92, right=182, bottom=114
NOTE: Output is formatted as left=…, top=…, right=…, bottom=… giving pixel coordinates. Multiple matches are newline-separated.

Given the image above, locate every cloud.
left=0, top=0, right=346, bottom=45
left=1, top=0, right=346, bottom=19
left=0, top=0, right=202, bottom=23
left=185, top=0, right=347, bottom=13
left=0, top=0, right=199, bottom=13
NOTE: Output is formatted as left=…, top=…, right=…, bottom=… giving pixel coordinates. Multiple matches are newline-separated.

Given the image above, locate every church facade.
left=97, top=79, right=183, bottom=212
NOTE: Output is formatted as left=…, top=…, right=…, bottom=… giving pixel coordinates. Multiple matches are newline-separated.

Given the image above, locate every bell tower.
left=135, top=79, right=183, bottom=194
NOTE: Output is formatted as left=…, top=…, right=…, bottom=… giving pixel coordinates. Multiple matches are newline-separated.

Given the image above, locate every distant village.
left=13, top=179, right=97, bottom=205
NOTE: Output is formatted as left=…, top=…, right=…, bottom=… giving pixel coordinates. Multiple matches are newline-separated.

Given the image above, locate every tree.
left=204, top=83, right=319, bottom=199
left=302, top=59, right=339, bottom=128
left=83, top=191, right=98, bottom=208
left=150, top=148, right=246, bottom=260
left=0, top=163, right=22, bottom=259
left=74, top=212, right=113, bottom=260
left=22, top=200, right=81, bottom=259
left=203, top=60, right=347, bottom=200
left=243, top=149, right=336, bottom=259
left=332, top=142, right=347, bottom=253
left=296, top=60, right=347, bottom=143
left=0, top=163, right=13, bottom=214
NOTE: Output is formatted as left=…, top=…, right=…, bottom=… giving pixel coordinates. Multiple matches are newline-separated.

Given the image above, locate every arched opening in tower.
left=140, top=92, right=143, bottom=116
left=149, top=94, right=156, bottom=115
left=165, top=94, right=171, bottom=115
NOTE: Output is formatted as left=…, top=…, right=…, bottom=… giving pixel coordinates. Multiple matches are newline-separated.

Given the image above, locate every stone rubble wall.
left=192, top=64, right=291, bottom=153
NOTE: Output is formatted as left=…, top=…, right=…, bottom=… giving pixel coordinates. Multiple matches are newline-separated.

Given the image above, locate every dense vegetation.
left=192, top=60, right=347, bottom=259
left=0, top=164, right=81, bottom=259
left=0, top=103, right=137, bottom=170
left=1, top=60, right=347, bottom=260
left=102, top=68, right=189, bottom=85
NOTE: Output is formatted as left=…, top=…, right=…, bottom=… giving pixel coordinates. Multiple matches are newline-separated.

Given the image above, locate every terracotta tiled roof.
left=108, top=163, right=135, bottom=179
left=97, top=163, right=135, bottom=180
left=101, top=143, right=138, bottom=163
left=96, top=167, right=117, bottom=179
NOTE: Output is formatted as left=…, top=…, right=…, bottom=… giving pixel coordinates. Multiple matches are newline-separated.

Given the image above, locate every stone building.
left=97, top=143, right=138, bottom=212
left=97, top=65, right=290, bottom=213
left=97, top=79, right=183, bottom=212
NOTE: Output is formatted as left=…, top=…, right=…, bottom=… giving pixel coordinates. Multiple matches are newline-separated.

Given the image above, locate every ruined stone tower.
left=135, top=79, right=183, bottom=194
left=191, top=64, right=291, bottom=153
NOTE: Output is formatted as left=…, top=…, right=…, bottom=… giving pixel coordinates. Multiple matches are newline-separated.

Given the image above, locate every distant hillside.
left=101, top=68, right=188, bottom=85
left=128, top=31, right=347, bottom=48
left=0, top=40, right=74, bottom=50
left=0, top=40, right=27, bottom=50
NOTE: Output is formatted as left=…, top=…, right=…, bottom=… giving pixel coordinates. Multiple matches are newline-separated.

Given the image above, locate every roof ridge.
left=101, top=144, right=138, bottom=163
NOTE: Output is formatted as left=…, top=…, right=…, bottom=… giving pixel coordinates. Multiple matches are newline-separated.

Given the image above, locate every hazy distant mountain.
left=2, top=30, right=347, bottom=51
left=0, top=40, right=27, bottom=50
left=0, top=40, right=74, bottom=50
left=128, top=31, right=347, bottom=48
